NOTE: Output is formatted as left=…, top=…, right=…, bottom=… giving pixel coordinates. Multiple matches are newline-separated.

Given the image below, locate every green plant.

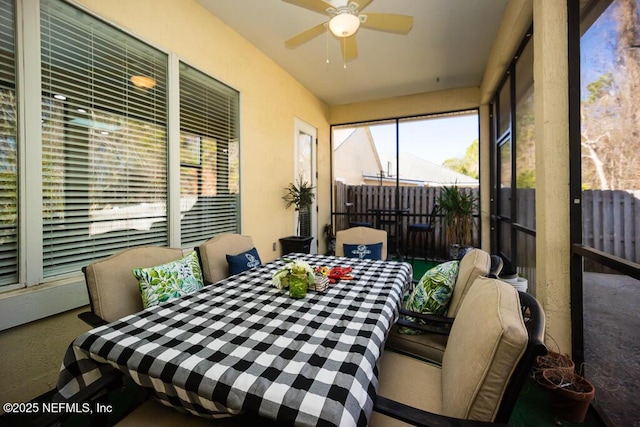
left=283, top=176, right=315, bottom=235
left=436, top=184, right=477, bottom=247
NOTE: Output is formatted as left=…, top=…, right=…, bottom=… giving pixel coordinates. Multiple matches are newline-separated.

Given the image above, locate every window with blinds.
left=179, top=63, right=240, bottom=245
left=40, top=0, right=168, bottom=277
left=0, top=0, right=17, bottom=286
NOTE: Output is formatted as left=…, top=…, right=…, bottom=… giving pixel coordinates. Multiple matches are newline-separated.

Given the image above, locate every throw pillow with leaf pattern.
left=134, top=251, right=204, bottom=308
left=398, top=260, right=459, bottom=335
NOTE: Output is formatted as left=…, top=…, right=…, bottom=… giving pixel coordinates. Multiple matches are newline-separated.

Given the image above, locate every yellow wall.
left=329, top=87, right=480, bottom=125
left=75, top=0, right=332, bottom=259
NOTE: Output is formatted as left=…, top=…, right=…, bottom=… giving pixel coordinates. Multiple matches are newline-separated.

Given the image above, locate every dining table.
left=56, top=253, right=413, bottom=426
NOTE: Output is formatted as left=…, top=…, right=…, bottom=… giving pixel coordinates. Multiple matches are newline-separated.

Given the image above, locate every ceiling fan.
left=283, top=0, right=414, bottom=62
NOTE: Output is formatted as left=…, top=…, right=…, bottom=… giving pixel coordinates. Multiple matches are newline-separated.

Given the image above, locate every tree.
left=443, top=139, right=479, bottom=179
left=581, top=0, right=640, bottom=190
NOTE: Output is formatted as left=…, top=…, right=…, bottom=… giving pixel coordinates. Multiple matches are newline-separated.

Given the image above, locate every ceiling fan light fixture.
left=329, top=12, right=360, bottom=37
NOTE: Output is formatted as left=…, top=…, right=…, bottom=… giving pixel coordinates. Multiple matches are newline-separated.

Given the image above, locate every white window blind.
left=179, top=62, right=240, bottom=245
left=40, top=0, right=168, bottom=277
left=0, top=0, right=17, bottom=286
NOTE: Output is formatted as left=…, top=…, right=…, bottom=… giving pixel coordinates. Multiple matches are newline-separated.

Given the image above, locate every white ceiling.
left=196, top=0, right=508, bottom=106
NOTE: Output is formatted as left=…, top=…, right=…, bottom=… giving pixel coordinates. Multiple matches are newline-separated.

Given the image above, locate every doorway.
left=294, top=117, right=317, bottom=254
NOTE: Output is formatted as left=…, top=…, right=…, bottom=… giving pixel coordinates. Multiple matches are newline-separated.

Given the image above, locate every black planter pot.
left=279, top=236, right=314, bottom=256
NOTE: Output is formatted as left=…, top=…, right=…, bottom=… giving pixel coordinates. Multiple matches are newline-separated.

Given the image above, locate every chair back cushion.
left=226, top=247, right=262, bottom=275
left=84, top=246, right=184, bottom=322
left=198, top=234, right=254, bottom=284
left=342, top=242, right=383, bottom=260
left=441, top=277, right=527, bottom=421
left=335, top=227, right=388, bottom=260
left=446, top=248, right=491, bottom=317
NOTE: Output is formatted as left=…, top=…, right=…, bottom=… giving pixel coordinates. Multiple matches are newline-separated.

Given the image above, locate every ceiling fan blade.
left=340, top=35, right=358, bottom=61
left=285, top=23, right=327, bottom=48
left=282, top=0, right=333, bottom=15
left=354, top=0, right=374, bottom=12
left=361, top=13, right=414, bottom=34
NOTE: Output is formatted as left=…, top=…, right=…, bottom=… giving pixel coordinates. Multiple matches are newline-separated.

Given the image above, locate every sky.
left=580, top=1, right=619, bottom=98
left=334, top=113, right=479, bottom=166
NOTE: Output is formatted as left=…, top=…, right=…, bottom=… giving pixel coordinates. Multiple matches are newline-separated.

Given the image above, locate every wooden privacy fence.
left=582, top=190, right=640, bottom=267
left=334, top=182, right=480, bottom=258
left=334, top=184, right=640, bottom=267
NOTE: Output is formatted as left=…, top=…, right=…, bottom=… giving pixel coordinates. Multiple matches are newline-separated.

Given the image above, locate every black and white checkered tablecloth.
left=57, top=254, right=412, bottom=426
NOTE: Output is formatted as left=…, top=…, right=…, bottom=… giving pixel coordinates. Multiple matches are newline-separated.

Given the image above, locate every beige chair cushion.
left=384, top=324, right=449, bottom=363
left=198, top=234, right=254, bottom=284
left=384, top=248, right=490, bottom=363
left=335, top=226, right=388, bottom=260
left=446, top=248, right=491, bottom=317
left=84, top=246, right=184, bottom=323
left=441, top=277, right=527, bottom=421
left=370, top=351, right=443, bottom=427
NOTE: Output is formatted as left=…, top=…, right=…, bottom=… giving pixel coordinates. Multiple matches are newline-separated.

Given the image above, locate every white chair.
left=335, top=226, right=388, bottom=260
left=197, top=233, right=254, bottom=284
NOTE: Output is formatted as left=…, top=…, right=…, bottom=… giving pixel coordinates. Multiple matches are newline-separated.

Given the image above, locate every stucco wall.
left=75, top=0, right=332, bottom=260
left=329, top=87, right=480, bottom=125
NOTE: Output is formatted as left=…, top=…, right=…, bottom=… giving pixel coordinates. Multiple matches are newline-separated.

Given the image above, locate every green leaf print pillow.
left=398, top=260, right=459, bottom=335
left=134, top=251, right=204, bottom=309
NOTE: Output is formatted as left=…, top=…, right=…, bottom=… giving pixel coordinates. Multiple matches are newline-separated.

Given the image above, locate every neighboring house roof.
left=376, top=152, right=478, bottom=186
left=334, top=128, right=478, bottom=186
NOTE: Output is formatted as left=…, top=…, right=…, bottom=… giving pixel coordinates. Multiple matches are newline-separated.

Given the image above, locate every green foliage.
left=516, top=169, right=536, bottom=189
left=283, top=176, right=315, bottom=235
left=283, top=176, right=315, bottom=211
left=442, top=139, right=479, bottom=179
left=585, top=73, right=614, bottom=104
left=436, top=183, right=477, bottom=246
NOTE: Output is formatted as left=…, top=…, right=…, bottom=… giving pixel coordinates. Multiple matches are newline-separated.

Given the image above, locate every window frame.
left=0, top=0, right=241, bottom=331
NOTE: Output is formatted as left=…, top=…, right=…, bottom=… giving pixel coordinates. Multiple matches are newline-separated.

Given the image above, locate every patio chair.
left=335, top=226, right=388, bottom=260
left=385, top=248, right=491, bottom=363
left=372, top=278, right=547, bottom=426
left=196, top=233, right=254, bottom=284
left=406, top=203, right=438, bottom=262
left=78, top=246, right=184, bottom=327
left=345, top=202, right=373, bottom=228
left=489, top=254, right=504, bottom=278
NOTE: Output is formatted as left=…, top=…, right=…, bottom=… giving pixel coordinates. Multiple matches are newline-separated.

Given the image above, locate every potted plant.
left=279, top=176, right=315, bottom=255
left=539, top=368, right=595, bottom=423
left=436, top=183, right=477, bottom=259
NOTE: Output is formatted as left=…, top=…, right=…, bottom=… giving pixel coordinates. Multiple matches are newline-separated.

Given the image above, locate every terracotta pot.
left=535, top=351, right=575, bottom=374
left=540, top=368, right=595, bottom=423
